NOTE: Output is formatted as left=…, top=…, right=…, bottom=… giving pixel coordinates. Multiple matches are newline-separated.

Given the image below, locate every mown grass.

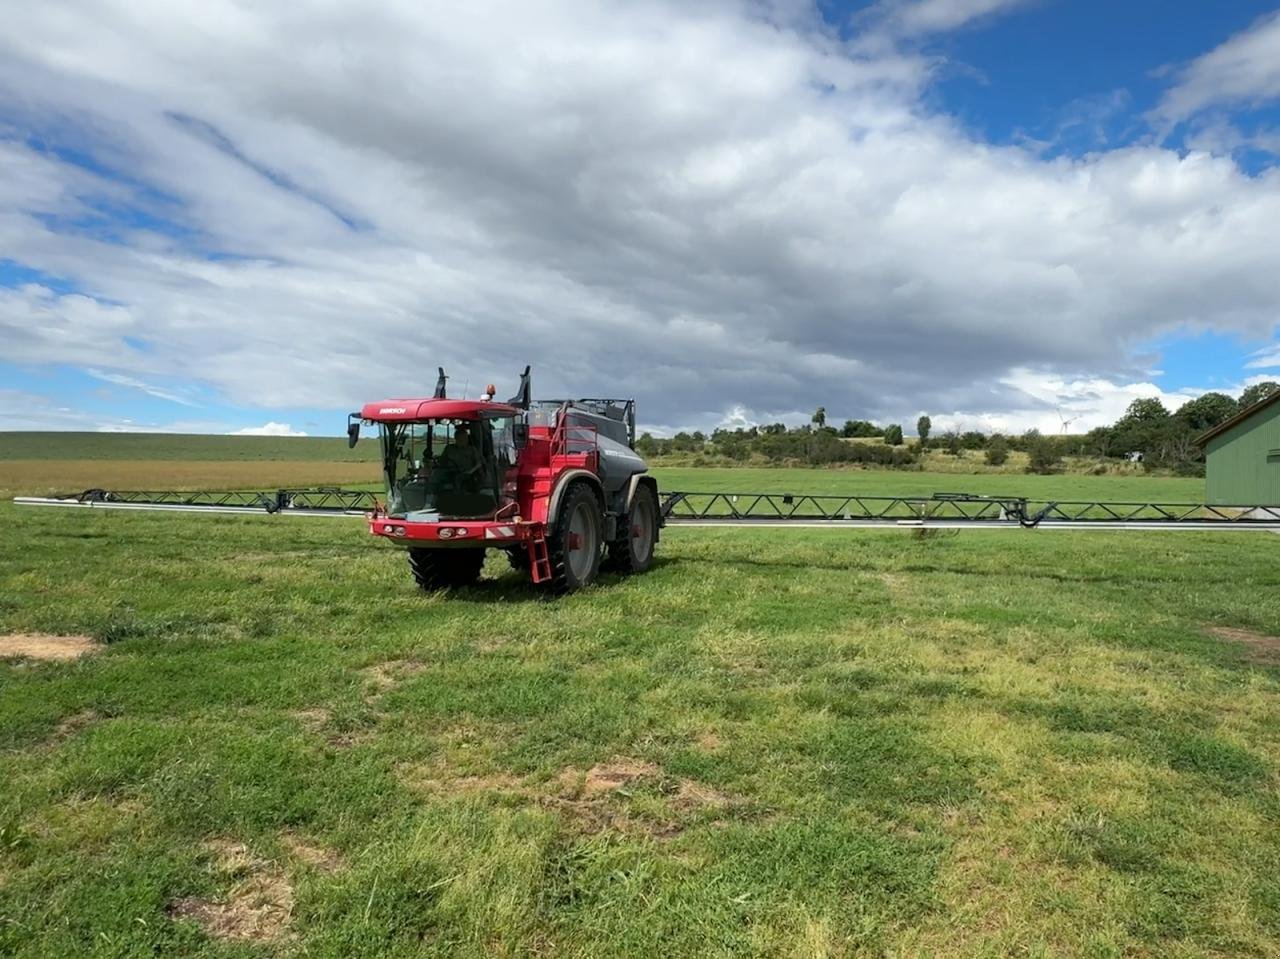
left=2, top=496, right=1279, bottom=956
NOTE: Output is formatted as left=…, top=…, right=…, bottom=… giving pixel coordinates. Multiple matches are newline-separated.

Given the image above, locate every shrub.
left=985, top=434, right=1009, bottom=466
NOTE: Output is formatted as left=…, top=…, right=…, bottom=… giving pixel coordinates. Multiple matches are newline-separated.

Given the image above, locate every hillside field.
left=1, top=436, right=1277, bottom=956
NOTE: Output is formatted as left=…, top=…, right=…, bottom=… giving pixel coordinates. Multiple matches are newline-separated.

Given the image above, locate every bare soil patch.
left=565, top=758, right=660, bottom=798
left=1206, top=626, right=1280, bottom=665
left=402, top=762, right=527, bottom=797
left=673, top=779, right=732, bottom=811
left=1, top=633, right=100, bottom=662
left=400, top=755, right=733, bottom=839
left=168, top=838, right=293, bottom=943
left=289, top=707, right=331, bottom=732
left=361, top=659, right=425, bottom=693
left=55, top=709, right=101, bottom=737
left=696, top=730, right=723, bottom=752
left=280, top=833, right=344, bottom=874
left=553, top=759, right=736, bottom=838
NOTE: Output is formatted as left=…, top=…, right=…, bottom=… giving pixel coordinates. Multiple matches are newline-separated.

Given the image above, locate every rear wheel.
left=546, top=482, right=603, bottom=592
left=606, top=483, right=658, bottom=574
left=407, top=547, right=485, bottom=591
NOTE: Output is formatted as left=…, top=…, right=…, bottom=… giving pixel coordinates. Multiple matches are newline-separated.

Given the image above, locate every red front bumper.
left=369, top=516, right=536, bottom=545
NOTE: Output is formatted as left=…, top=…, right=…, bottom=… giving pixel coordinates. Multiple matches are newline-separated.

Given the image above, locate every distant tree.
left=812, top=407, right=826, bottom=429
left=841, top=419, right=881, bottom=438
left=691, top=430, right=706, bottom=444
left=916, top=415, right=932, bottom=448
left=960, top=431, right=988, bottom=450
left=942, top=430, right=961, bottom=455
left=1023, top=429, right=1061, bottom=474
left=883, top=423, right=904, bottom=446
left=636, top=432, right=658, bottom=458
left=761, top=422, right=787, bottom=435
left=1119, top=397, right=1170, bottom=425
left=985, top=434, right=1009, bottom=466
left=1175, top=392, right=1238, bottom=432
left=1112, top=397, right=1172, bottom=455
left=1240, top=381, right=1280, bottom=410
left=1085, top=425, right=1115, bottom=459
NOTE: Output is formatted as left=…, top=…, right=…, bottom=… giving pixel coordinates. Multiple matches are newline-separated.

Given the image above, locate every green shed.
left=1197, top=391, right=1280, bottom=505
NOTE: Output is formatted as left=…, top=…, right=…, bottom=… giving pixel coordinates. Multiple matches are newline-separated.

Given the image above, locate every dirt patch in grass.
left=1, top=633, right=100, bottom=662
left=290, top=707, right=378, bottom=749
left=553, top=759, right=737, bottom=839
left=55, top=709, right=101, bottom=737
left=400, top=755, right=734, bottom=839
left=280, top=833, right=344, bottom=874
left=361, top=659, right=425, bottom=693
left=1205, top=626, right=1280, bottom=665
left=673, top=779, right=732, bottom=811
left=168, top=838, right=293, bottom=943
left=402, top=762, right=527, bottom=797
left=563, top=758, right=660, bottom=798
left=289, top=708, right=331, bottom=731
left=696, top=730, right=724, bottom=752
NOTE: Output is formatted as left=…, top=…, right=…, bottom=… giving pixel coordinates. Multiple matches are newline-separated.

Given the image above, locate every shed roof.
left=1196, top=390, right=1280, bottom=447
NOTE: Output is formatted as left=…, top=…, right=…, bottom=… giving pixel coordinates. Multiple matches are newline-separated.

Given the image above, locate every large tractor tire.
left=546, top=481, right=604, bottom=593
left=605, top=483, right=658, bottom=574
left=407, top=547, right=485, bottom=591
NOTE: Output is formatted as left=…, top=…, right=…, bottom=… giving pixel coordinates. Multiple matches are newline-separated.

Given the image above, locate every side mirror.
left=512, top=422, right=529, bottom=449
left=347, top=414, right=361, bottom=449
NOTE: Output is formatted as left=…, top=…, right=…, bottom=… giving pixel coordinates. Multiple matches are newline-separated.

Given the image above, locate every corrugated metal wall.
left=1205, top=401, right=1280, bottom=505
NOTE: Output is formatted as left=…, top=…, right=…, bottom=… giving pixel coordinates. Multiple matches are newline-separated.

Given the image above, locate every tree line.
left=635, top=381, right=1278, bottom=473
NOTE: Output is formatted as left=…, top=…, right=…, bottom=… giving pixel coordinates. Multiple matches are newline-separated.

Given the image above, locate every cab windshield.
left=381, top=416, right=517, bottom=519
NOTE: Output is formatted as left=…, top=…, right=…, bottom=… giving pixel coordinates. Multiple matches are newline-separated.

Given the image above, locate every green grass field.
left=1, top=440, right=1277, bottom=956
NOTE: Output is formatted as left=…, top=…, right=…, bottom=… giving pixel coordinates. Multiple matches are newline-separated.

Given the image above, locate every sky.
left=1, top=0, right=1279, bottom=438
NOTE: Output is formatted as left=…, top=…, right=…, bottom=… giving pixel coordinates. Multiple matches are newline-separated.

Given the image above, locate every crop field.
left=2, top=441, right=1279, bottom=956
left=0, top=432, right=381, bottom=501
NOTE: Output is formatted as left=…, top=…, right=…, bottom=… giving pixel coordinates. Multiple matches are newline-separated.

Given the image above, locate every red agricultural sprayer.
left=349, top=366, right=660, bottom=592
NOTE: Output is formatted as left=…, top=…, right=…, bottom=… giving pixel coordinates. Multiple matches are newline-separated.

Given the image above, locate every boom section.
left=659, top=491, right=1280, bottom=529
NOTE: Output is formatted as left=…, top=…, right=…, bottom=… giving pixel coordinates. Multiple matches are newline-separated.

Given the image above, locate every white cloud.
left=1154, top=11, right=1280, bottom=124
left=0, top=388, right=227, bottom=432
left=1245, top=344, right=1280, bottom=369
left=231, top=422, right=308, bottom=437
left=866, top=0, right=1031, bottom=37
left=84, top=369, right=197, bottom=406
left=925, top=369, right=1205, bottom=435
left=0, top=1, right=1277, bottom=435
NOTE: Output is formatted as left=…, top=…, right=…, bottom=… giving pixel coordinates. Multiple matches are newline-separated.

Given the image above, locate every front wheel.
left=546, top=482, right=603, bottom=593
left=606, top=484, right=658, bottom=574
left=407, top=547, right=485, bottom=591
